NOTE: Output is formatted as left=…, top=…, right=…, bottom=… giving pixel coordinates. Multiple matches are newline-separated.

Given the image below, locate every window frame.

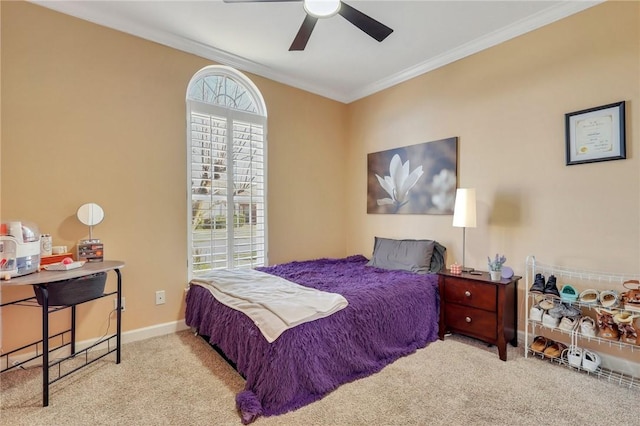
left=186, top=66, right=268, bottom=279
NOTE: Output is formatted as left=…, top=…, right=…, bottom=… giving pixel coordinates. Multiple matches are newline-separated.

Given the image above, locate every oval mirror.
left=77, top=203, right=104, bottom=226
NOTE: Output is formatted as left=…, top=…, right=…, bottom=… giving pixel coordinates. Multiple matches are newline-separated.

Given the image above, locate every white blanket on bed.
left=190, top=268, right=348, bottom=343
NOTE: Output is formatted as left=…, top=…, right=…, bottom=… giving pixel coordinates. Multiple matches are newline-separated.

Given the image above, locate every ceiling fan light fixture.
left=304, top=0, right=341, bottom=18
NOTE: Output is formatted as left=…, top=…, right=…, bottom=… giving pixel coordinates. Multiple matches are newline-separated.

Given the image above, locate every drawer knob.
left=465, top=316, right=472, bottom=323
left=464, top=291, right=471, bottom=297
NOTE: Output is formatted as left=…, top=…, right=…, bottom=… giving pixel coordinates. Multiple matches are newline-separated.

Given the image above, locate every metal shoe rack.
left=524, top=256, right=639, bottom=390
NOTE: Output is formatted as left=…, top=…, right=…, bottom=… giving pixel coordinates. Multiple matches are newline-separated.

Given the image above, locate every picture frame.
left=565, top=101, right=626, bottom=166
left=367, top=137, right=458, bottom=215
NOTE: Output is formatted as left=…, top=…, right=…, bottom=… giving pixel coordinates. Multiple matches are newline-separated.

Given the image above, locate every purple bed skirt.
left=185, top=255, right=440, bottom=423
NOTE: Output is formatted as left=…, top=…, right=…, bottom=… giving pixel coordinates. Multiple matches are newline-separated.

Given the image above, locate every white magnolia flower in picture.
left=430, top=168, right=456, bottom=211
left=367, top=137, right=457, bottom=214
left=375, top=154, right=424, bottom=211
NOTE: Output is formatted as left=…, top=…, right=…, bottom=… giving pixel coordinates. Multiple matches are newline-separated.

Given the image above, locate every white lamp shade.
left=452, top=188, right=477, bottom=228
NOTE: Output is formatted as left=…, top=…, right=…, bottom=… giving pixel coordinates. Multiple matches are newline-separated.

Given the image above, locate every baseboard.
left=4, top=319, right=189, bottom=369
left=120, top=319, right=189, bottom=345
left=517, top=330, right=639, bottom=378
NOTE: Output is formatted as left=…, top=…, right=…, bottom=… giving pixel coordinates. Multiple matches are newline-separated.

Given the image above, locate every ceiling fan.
left=223, top=0, right=394, bottom=51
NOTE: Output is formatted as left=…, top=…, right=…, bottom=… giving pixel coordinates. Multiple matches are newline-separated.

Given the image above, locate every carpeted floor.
left=1, top=330, right=638, bottom=425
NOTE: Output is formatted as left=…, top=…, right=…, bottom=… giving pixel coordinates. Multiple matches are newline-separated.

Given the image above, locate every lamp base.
left=461, top=266, right=475, bottom=272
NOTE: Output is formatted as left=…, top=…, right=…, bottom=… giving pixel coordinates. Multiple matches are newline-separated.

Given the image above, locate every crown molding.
left=346, top=0, right=604, bottom=103
left=30, top=1, right=603, bottom=104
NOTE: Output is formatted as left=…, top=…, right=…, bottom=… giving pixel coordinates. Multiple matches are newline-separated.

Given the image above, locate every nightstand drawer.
left=442, top=278, right=497, bottom=311
left=445, top=303, right=497, bottom=341
left=438, top=271, right=520, bottom=361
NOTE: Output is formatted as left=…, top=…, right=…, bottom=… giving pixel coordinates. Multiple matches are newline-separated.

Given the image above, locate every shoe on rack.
left=530, top=335, right=552, bottom=353
left=529, top=304, right=544, bottom=322
left=529, top=273, right=545, bottom=294
left=543, top=341, right=567, bottom=359
left=539, top=297, right=556, bottom=311
left=542, top=312, right=560, bottom=328
left=596, top=308, right=620, bottom=340
left=614, top=312, right=639, bottom=344
left=543, top=275, right=560, bottom=298
left=560, top=285, right=578, bottom=303
left=597, top=324, right=619, bottom=341
left=621, top=280, right=640, bottom=312
left=599, top=290, right=620, bottom=308
left=579, top=289, right=599, bottom=304
left=579, top=316, right=597, bottom=337
left=547, top=302, right=565, bottom=319
left=613, top=311, right=637, bottom=324
left=561, top=304, right=582, bottom=319
left=559, top=316, right=579, bottom=332
left=581, top=350, right=601, bottom=372
left=548, top=301, right=580, bottom=319
left=566, top=345, right=583, bottom=368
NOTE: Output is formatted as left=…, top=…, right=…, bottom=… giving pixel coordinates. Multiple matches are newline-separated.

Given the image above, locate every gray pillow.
left=366, top=237, right=436, bottom=274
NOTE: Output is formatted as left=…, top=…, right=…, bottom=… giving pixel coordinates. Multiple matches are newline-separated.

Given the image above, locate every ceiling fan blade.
left=338, top=1, right=393, bottom=42
left=289, top=14, right=318, bottom=51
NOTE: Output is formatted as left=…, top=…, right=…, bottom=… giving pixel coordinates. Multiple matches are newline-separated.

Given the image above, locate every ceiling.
left=31, top=1, right=602, bottom=103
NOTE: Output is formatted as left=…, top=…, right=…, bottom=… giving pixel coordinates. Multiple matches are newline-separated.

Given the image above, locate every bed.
left=185, top=239, right=445, bottom=424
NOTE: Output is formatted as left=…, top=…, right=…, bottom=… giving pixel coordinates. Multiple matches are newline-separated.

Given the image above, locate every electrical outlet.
left=155, top=290, right=166, bottom=305
left=114, top=297, right=125, bottom=311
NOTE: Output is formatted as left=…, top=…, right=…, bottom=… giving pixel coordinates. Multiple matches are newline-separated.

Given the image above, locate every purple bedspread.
left=185, top=255, right=440, bottom=423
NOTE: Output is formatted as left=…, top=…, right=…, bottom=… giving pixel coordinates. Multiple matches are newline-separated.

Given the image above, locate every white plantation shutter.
left=187, top=66, right=267, bottom=276
left=231, top=120, right=266, bottom=267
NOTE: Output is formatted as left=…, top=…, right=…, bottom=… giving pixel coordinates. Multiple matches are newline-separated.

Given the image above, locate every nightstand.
left=438, top=270, right=520, bottom=361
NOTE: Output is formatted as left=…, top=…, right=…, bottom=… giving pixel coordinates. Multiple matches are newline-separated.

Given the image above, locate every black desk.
left=0, top=260, right=125, bottom=406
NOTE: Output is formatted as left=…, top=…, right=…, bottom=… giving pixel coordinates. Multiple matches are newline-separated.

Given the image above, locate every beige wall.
left=1, top=1, right=639, bottom=352
left=346, top=1, right=639, bottom=276
left=345, top=1, right=639, bottom=368
left=0, top=2, right=347, bottom=349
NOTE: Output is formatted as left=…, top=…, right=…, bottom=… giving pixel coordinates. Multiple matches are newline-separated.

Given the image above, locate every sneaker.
left=580, top=316, right=596, bottom=337
left=548, top=301, right=579, bottom=319
left=542, top=312, right=560, bottom=328
left=543, top=275, right=560, bottom=298
left=529, top=304, right=544, bottom=322
left=561, top=304, right=581, bottom=319
left=559, top=316, right=579, bottom=331
left=548, top=302, right=565, bottom=319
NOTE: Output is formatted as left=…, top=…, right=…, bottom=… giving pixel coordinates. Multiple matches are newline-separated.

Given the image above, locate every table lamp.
left=452, top=188, right=476, bottom=272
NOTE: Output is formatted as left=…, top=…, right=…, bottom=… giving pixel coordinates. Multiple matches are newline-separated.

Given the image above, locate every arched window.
left=186, top=66, right=267, bottom=276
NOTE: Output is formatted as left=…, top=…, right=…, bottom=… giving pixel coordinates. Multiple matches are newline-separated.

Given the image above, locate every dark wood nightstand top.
left=438, top=269, right=522, bottom=285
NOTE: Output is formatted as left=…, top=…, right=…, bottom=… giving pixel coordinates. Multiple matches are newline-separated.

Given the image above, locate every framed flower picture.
left=367, top=137, right=458, bottom=214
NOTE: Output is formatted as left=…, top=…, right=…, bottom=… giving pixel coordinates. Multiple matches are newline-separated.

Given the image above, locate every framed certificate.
left=565, top=101, right=626, bottom=165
